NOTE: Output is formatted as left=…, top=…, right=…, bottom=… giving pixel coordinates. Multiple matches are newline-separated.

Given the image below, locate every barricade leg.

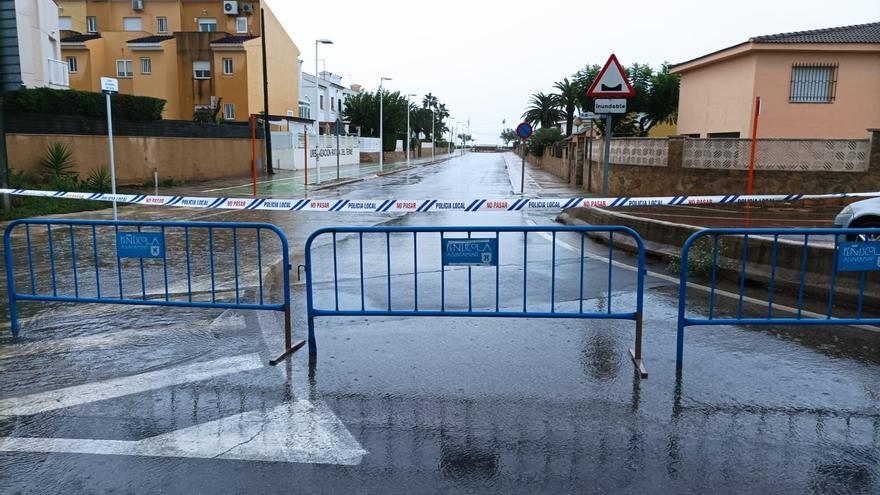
left=307, top=316, right=317, bottom=355
left=269, top=304, right=305, bottom=365
left=629, top=312, right=648, bottom=378
left=4, top=244, right=18, bottom=337
left=676, top=318, right=685, bottom=371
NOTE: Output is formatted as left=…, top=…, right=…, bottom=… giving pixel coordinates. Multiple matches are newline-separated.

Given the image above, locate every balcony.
left=47, top=58, right=69, bottom=88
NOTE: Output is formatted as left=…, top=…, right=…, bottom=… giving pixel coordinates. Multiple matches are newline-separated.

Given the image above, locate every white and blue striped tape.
left=1, top=188, right=877, bottom=213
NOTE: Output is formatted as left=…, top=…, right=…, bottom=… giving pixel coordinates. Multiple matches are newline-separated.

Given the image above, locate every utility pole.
left=0, top=96, right=10, bottom=211
left=260, top=8, right=274, bottom=175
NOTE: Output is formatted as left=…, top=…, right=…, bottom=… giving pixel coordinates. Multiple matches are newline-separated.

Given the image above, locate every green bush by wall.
left=2, top=87, right=166, bottom=121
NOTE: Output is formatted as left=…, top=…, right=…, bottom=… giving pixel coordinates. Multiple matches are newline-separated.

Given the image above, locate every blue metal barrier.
left=676, top=228, right=880, bottom=370
left=3, top=219, right=304, bottom=364
left=304, top=225, right=648, bottom=377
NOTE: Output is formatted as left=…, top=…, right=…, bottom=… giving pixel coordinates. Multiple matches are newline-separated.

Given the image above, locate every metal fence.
left=303, top=225, right=648, bottom=376
left=676, top=228, right=880, bottom=370
left=682, top=138, right=869, bottom=172
left=3, top=219, right=302, bottom=364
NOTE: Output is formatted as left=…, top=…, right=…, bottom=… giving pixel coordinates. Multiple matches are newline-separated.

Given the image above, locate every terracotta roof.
left=61, top=33, right=101, bottom=43
left=750, top=21, right=880, bottom=43
left=128, top=35, right=174, bottom=44
left=210, top=35, right=258, bottom=44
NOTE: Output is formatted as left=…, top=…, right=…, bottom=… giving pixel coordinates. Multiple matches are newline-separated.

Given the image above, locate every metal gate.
left=304, top=225, right=648, bottom=377
left=3, top=219, right=303, bottom=364
left=676, top=228, right=880, bottom=370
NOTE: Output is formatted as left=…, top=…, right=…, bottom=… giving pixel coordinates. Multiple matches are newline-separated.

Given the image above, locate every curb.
left=311, top=177, right=364, bottom=191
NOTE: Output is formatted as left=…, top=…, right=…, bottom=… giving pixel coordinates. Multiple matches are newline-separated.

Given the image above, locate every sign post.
left=515, top=122, right=533, bottom=195
left=587, top=54, right=635, bottom=196
left=100, top=77, right=119, bottom=220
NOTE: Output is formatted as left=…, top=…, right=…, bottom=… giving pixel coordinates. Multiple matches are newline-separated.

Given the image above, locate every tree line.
left=344, top=92, right=451, bottom=152
left=502, top=62, right=680, bottom=155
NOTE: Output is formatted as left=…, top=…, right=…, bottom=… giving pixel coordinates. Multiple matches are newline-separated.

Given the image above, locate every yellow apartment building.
left=58, top=0, right=300, bottom=121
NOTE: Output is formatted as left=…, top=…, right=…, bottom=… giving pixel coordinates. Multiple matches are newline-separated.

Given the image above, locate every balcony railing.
left=47, top=58, right=69, bottom=88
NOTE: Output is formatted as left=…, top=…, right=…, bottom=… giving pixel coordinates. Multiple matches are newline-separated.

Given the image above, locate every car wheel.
left=850, top=219, right=880, bottom=242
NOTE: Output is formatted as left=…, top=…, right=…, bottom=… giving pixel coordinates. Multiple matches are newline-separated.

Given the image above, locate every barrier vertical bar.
left=708, top=235, right=719, bottom=319
left=767, top=235, right=779, bottom=318
left=332, top=232, right=339, bottom=311
left=25, top=224, right=35, bottom=295
left=607, top=231, right=613, bottom=314
left=522, top=231, right=528, bottom=312
left=467, top=231, right=472, bottom=312
left=161, top=226, right=169, bottom=302
left=579, top=233, right=585, bottom=314
left=115, top=225, right=123, bottom=299
left=633, top=231, right=646, bottom=377
left=359, top=232, right=365, bottom=311
left=386, top=231, right=391, bottom=311
left=256, top=229, right=264, bottom=305
left=440, top=232, right=445, bottom=312
left=137, top=225, right=146, bottom=300
left=184, top=226, right=192, bottom=303
left=413, top=232, right=418, bottom=311
left=47, top=225, right=57, bottom=297
left=4, top=223, right=19, bottom=336
left=495, top=231, right=500, bottom=313
left=856, top=272, right=866, bottom=319
left=69, top=225, right=79, bottom=298
left=91, top=225, right=101, bottom=299
left=676, top=235, right=693, bottom=370
left=209, top=227, right=216, bottom=303
left=797, top=235, right=809, bottom=318
left=550, top=231, right=556, bottom=313
left=737, top=234, right=749, bottom=319
left=233, top=227, right=240, bottom=304
left=826, top=235, right=840, bottom=318
left=306, top=233, right=317, bottom=354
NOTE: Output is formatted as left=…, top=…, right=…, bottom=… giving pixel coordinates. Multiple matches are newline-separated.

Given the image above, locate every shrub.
left=667, top=237, right=731, bottom=278
left=528, top=127, right=563, bottom=157
left=2, top=87, right=165, bottom=121
left=40, top=143, right=78, bottom=185
left=84, top=166, right=112, bottom=193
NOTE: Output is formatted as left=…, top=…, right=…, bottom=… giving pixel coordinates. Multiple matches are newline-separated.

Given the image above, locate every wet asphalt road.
left=1, top=152, right=879, bottom=494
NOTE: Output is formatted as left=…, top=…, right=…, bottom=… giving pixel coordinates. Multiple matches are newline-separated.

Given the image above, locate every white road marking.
left=0, top=353, right=263, bottom=417
left=0, top=400, right=368, bottom=465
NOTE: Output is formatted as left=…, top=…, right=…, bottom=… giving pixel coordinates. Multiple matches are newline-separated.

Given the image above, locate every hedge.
left=2, top=87, right=166, bottom=121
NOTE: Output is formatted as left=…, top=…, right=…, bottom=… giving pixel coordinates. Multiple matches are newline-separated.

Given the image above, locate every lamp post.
left=378, top=76, right=392, bottom=171
left=315, top=39, right=333, bottom=184
left=405, top=93, right=415, bottom=167
left=431, top=106, right=436, bottom=163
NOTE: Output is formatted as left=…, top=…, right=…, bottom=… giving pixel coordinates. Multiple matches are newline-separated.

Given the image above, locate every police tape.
left=1, top=188, right=878, bottom=213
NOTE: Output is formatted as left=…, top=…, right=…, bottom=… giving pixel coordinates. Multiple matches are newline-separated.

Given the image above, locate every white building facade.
left=0, top=0, right=68, bottom=90
left=299, top=70, right=361, bottom=134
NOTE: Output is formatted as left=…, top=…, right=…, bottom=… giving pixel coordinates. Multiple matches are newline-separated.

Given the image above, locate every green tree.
left=499, top=128, right=517, bottom=145
left=344, top=90, right=410, bottom=151
left=528, top=127, right=563, bottom=157
left=553, top=78, right=579, bottom=136
left=522, top=92, right=562, bottom=129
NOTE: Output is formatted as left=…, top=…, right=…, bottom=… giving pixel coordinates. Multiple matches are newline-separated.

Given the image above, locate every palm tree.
left=553, top=78, right=579, bottom=136
left=522, top=93, right=563, bottom=129
left=422, top=93, right=438, bottom=109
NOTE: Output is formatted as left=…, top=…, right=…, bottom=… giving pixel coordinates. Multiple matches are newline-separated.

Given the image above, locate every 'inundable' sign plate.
left=117, top=231, right=165, bottom=258
left=837, top=241, right=880, bottom=272
left=442, top=238, right=498, bottom=267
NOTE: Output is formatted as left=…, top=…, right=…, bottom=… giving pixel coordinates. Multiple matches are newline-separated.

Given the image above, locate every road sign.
left=594, top=99, right=627, bottom=114
left=116, top=231, right=165, bottom=258
left=580, top=112, right=599, bottom=120
left=442, top=238, right=498, bottom=267
left=515, top=122, right=533, bottom=140
left=100, top=76, right=119, bottom=94
left=837, top=241, right=880, bottom=272
left=587, top=54, right=634, bottom=98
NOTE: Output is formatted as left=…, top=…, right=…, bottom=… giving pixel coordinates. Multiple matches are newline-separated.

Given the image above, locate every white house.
left=0, top=0, right=68, bottom=90
left=299, top=69, right=361, bottom=134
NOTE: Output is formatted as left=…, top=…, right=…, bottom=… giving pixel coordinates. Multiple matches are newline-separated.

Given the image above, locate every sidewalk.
left=145, top=152, right=457, bottom=198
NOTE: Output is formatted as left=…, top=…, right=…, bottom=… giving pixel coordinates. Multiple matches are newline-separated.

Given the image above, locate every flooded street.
left=1, top=152, right=879, bottom=493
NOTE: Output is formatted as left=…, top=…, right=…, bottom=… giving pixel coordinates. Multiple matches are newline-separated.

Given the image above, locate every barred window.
left=790, top=64, right=837, bottom=103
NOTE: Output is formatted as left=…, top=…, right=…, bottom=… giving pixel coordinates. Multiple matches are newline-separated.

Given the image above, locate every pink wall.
left=677, top=54, right=756, bottom=137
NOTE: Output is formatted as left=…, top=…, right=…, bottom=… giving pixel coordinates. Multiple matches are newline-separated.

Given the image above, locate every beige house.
left=671, top=22, right=880, bottom=139
left=58, top=0, right=300, bottom=122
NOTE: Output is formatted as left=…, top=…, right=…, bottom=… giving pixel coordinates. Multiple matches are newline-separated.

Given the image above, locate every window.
left=790, top=64, right=838, bottom=103
left=58, top=16, right=72, bottom=30
left=338, top=98, right=342, bottom=112
left=123, top=17, right=142, bottom=31
left=235, top=17, right=248, bottom=33
left=66, top=56, right=77, bottom=73
left=330, top=97, right=335, bottom=111
left=320, top=95, right=324, bottom=110
left=87, top=16, right=97, bottom=33
left=116, top=59, right=133, bottom=78
left=157, top=16, right=168, bottom=33
left=223, top=103, right=235, bottom=120
left=140, top=57, right=152, bottom=74
left=222, top=57, right=233, bottom=75
left=193, top=61, right=211, bottom=79
left=198, top=18, right=217, bottom=32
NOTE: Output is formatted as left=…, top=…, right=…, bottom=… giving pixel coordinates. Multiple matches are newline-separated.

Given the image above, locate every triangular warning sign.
left=587, top=54, right=635, bottom=98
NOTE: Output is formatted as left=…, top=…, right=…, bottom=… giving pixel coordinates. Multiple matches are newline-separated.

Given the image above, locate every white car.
left=834, top=197, right=880, bottom=241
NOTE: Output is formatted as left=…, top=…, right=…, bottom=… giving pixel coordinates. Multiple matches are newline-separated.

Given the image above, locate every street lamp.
left=378, top=76, right=392, bottom=171
left=405, top=93, right=416, bottom=167
left=431, top=106, right=436, bottom=163
left=315, top=39, right=333, bottom=184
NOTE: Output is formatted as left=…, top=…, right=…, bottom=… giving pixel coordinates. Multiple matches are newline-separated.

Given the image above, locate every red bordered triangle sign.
left=587, top=54, right=635, bottom=98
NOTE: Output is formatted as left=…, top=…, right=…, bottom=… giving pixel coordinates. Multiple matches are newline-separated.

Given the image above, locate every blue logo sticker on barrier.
left=442, top=238, right=498, bottom=266
left=837, top=241, right=880, bottom=272
left=116, top=231, right=165, bottom=258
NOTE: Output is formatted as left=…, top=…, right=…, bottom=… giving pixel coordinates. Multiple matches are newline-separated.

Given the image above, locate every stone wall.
left=542, top=130, right=880, bottom=196
left=360, top=147, right=452, bottom=165
left=6, top=133, right=258, bottom=185
left=524, top=146, right=571, bottom=182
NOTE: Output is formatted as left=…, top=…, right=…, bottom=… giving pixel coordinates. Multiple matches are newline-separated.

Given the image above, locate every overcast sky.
left=267, top=0, right=879, bottom=143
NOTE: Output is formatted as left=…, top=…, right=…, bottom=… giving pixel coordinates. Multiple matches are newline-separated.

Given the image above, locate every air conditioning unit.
left=132, top=0, right=144, bottom=11
left=223, top=0, right=238, bottom=15
left=241, top=3, right=254, bottom=14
